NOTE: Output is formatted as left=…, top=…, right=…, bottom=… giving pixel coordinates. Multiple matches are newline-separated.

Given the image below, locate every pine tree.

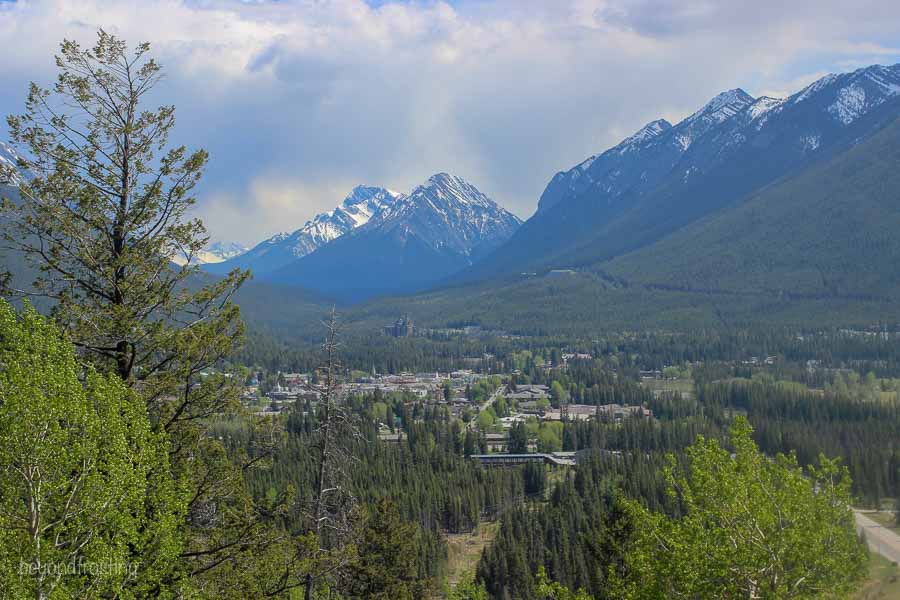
left=0, top=31, right=305, bottom=596
left=344, top=499, right=432, bottom=599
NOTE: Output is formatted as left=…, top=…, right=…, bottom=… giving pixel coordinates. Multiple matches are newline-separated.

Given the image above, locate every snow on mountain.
left=367, top=173, right=522, bottom=259
left=265, top=173, right=522, bottom=300
left=745, top=96, right=785, bottom=130
left=793, top=64, right=900, bottom=125
left=201, top=241, right=249, bottom=263
left=205, top=186, right=402, bottom=275
left=536, top=89, right=754, bottom=216
left=617, top=119, right=672, bottom=152
left=536, top=63, right=900, bottom=222
left=672, top=88, right=755, bottom=151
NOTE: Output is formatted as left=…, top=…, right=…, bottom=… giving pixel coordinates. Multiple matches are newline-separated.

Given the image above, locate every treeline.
left=236, top=329, right=513, bottom=374
left=561, top=414, right=717, bottom=455
left=612, top=329, right=900, bottom=377
left=698, top=379, right=900, bottom=505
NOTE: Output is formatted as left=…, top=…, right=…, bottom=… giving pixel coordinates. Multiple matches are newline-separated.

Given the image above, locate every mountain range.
left=254, top=173, right=522, bottom=300
left=461, top=63, right=900, bottom=283
left=3, top=62, right=900, bottom=333
left=283, top=62, right=900, bottom=335
left=171, top=241, right=249, bottom=266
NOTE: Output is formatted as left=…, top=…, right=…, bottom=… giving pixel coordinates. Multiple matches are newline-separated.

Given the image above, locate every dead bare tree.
left=303, top=308, right=363, bottom=600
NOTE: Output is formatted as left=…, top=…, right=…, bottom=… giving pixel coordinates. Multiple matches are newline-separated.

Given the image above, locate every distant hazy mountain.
left=264, top=173, right=522, bottom=301
left=0, top=142, right=25, bottom=186
left=172, top=241, right=249, bottom=266
left=463, top=63, right=900, bottom=281
left=205, top=186, right=401, bottom=276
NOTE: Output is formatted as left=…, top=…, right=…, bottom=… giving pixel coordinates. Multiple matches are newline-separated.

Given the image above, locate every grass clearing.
left=642, top=377, right=695, bottom=398
left=445, top=521, right=500, bottom=589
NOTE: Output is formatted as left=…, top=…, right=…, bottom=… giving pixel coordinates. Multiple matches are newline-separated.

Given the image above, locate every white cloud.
left=2, top=0, right=900, bottom=244
left=197, top=174, right=359, bottom=245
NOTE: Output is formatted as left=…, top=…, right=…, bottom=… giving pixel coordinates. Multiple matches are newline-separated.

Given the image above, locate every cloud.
left=197, top=175, right=359, bottom=244
left=2, top=0, right=900, bottom=245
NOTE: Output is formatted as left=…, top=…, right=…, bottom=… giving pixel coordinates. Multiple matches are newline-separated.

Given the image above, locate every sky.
left=2, top=0, right=900, bottom=246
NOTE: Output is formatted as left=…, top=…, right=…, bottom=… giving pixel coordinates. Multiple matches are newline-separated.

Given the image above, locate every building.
left=595, top=403, right=653, bottom=422
left=469, top=452, right=576, bottom=467
left=544, top=403, right=653, bottom=422
left=384, top=315, right=414, bottom=337
left=504, top=384, right=550, bottom=403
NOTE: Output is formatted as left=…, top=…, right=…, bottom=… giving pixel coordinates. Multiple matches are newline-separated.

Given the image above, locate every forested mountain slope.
left=603, top=116, right=900, bottom=299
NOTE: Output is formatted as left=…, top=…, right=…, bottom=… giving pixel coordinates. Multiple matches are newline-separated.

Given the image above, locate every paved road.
left=467, top=385, right=505, bottom=430
left=855, top=511, right=900, bottom=564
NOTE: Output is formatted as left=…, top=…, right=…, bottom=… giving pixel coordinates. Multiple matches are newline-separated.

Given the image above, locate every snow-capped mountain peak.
left=263, top=173, right=523, bottom=300
left=790, top=63, right=900, bottom=125
left=206, top=241, right=248, bottom=260
left=309, top=185, right=401, bottom=239
left=673, top=88, right=755, bottom=150
left=407, top=173, right=497, bottom=210
left=620, top=119, right=672, bottom=148
left=204, top=185, right=402, bottom=276
left=370, top=172, right=522, bottom=257
left=692, top=88, right=755, bottom=121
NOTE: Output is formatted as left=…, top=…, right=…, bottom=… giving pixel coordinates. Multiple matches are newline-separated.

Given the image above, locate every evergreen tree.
left=0, top=31, right=303, bottom=596
left=509, top=421, right=529, bottom=453
left=344, top=499, right=432, bottom=599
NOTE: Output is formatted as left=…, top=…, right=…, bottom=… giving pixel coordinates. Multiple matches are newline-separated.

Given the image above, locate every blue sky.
left=2, top=0, right=900, bottom=245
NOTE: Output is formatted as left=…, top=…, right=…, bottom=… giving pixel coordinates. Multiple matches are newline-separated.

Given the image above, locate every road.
left=855, top=510, right=900, bottom=564
left=480, top=385, right=505, bottom=412
left=467, top=385, right=505, bottom=430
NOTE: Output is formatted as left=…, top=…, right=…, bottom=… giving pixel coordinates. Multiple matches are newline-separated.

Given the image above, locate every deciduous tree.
left=0, top=301, right=182, bottom=599
left=624, top=418, right=867, bottom=599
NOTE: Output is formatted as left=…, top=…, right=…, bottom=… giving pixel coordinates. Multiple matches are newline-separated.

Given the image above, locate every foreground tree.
left=1, top=29, right=248, bottom=426
left=534, top=567, right=593, bottom=600
left=0, top=301, right=181, bottom=599
left=625, top=418, right=867, bottom=599
left=0, top=31, right=308, bottom=595
left=343, top=499, right=432, bottom=599
left=303, top=311, right=363, bottom=599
